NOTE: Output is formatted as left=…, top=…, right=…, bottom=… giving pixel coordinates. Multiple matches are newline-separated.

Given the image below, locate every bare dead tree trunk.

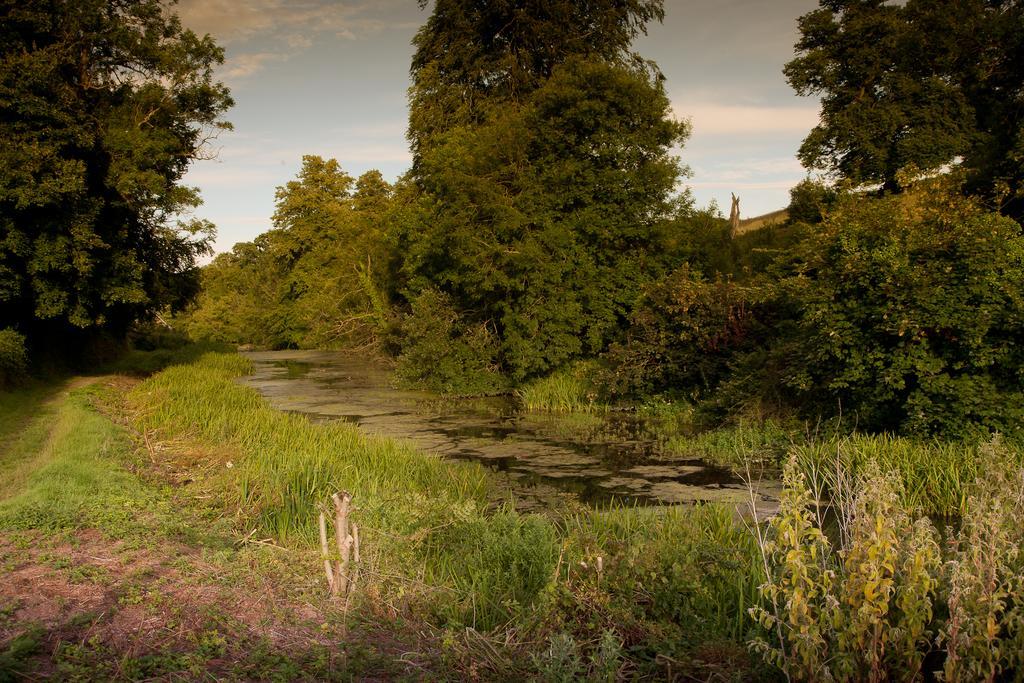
left=332, top=492, right=354, bottom=597
left=729, top=192, right=741, bottom=238
left=320, top=492, right=358, bottom=600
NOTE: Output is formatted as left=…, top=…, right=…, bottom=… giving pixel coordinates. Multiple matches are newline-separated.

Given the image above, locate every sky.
left=176, top=0, right=822, bottom=255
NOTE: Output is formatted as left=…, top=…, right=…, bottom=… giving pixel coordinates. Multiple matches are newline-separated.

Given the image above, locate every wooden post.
left=318, top=511, right=337, bottom=595
left=332, top=491, right=354, bottom=597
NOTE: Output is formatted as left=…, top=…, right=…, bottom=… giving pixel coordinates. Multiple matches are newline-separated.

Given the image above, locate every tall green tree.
left=786, top=0, right=1023, bottom=217
left=186, top=157, right=396, bottom=349
left=0, top=0, right=232, bottom=356
left=403, top=0, right=689, bottom=382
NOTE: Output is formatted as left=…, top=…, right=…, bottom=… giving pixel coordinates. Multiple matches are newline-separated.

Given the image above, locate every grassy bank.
left=122, top=351, right=766, bottom=677
left=0, top=378, right=412, bottom=679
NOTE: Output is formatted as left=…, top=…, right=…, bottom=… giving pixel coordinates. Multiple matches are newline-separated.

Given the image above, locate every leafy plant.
left=783, top=181, right=1024, bottom=438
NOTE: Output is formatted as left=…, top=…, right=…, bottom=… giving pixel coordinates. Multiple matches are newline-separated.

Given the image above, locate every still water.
left=240, top=350, right=781, bottom=516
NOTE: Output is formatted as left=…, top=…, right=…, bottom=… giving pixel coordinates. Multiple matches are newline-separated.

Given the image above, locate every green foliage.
left=750, top=460, right=943, bottom=680
left=403, top=0, right=688, bottom=382
left=783, top=182, right=1024, bottom=437
left=0, top=626, right=43, bottom=683
left=600, top=265, right=774, bottom=400
left=0, top=0, right=232, bottom=353
left=0, top=328, right=27, bottom=386
left=787, top=178, right=837, bottom=225
left=427, top=511, right=560, bottom=631
left=185, top=157, right=397, bottom=350
left=393, top=288, right=506, bottom=396
left=787, top=0, right=1024, bottom=218
left=941, top=443, right=1024, bottom=680
left=752, top=445, right=1024, bottom=681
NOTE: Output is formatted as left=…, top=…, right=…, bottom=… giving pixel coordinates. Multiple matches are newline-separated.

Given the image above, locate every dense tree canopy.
left=787, top=0, right=1024, bottom=218
left=186, top=156, right=395, bottom=349
left=783, top=181, right=1024, bottom=437
left=402, top=0, right=688, bottom=382
left=0, top=0, right=232, bottom=357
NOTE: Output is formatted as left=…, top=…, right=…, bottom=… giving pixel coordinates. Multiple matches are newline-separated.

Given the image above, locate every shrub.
left=0, top=328, right=28, bottom=386
left=783, top=180, right=1024, bottom=438
left=787, top=178, right=837, bottom=225
left=752, top=443, right=1024, bottom=680
left=599, top=265, right=774, bottom=400
left=940, top=443, right=1024, bottom=680
left=394, top=288, right=507, bottom=395
left=751, top=459, right=944, bottom=680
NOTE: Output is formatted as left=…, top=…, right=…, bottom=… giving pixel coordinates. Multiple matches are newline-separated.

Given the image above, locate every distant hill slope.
left=737, top=208, right=789, bottom=235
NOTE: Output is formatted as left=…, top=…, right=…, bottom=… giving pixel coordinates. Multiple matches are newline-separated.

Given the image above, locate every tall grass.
left=516, top=362, right=603, bottom=413
left=129, top=353, right=493, bottom=541
left=789, top=434, right=1013, bottom=517
left=126, top=351, right=763, bottom=645
left=563, top=504, right=763, bottom=643
left=665, top=419, right=796, bottom=469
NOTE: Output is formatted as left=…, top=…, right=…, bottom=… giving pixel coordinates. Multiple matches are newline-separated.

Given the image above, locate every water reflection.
left=240, top=350, right=780, bottom=515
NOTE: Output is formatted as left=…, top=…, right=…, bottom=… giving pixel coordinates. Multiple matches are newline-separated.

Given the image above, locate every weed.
left=0, top=625, right=43, bottom=683
left=516, top=362, right=604, bottom=413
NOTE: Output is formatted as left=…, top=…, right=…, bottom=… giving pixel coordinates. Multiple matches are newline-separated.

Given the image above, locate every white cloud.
left=220, top=52, right=290, bottom=81
left=672, top=101, right=820, bottom=136
left=175, top=0, right=417, bottom=44
left=687, top=180, right=800, bottom=190
left=174, top=0, right=421, bottom=80
left=707, top=157, right=806, bottom=182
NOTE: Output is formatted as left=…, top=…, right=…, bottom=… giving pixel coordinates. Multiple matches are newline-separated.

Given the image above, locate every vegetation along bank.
left=3, top=0, right=1024, bottom=679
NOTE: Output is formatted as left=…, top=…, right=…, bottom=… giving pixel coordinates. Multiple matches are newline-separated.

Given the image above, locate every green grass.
left=0, top=381, right=63, bottom=460
left=562, top=504, right=763, bottom=644
left=128, top=352, right=494, bottom=542
left=516, top=362, right=604, bottom=413
left=664, top=419, right=797, bottom=469
left=125, top=350, right=764, bottom=650
left=98, top=340, right=234, bottom=377
left=790, top=434, right=1018, bottom=517
left=0, top=383, right=163, bottom=534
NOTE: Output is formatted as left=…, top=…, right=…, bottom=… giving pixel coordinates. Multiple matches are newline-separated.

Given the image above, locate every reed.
left=790, top=434, right=1020, bottom=517
left=664, top=419, right=795, bottom=469
left=515, top=362, right=604, bottom=413
left=561, top=503, right=764, bottom=642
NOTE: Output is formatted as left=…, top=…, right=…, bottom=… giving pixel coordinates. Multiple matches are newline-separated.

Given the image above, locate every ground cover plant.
left=751, top=443, right=1024, bottom=681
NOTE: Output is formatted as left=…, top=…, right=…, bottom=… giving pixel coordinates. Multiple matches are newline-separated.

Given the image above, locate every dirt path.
left=0, top=377, right=441, bottom=681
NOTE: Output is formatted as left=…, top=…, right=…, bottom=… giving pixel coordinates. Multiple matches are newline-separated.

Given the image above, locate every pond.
left=240, top=350, right=781, bottom=516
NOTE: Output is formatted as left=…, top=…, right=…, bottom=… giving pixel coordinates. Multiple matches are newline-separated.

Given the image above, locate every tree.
left=787, top=178, right=837, bottom=225
left=786, top=0, right=1023, bottom=218
left=402, top=0, right=688, bottom=383
left=0, top=0, right=232, bottom=358
left=185, top=157, right=396, bottom=350
left=783, top=179, right=1024, bottom=437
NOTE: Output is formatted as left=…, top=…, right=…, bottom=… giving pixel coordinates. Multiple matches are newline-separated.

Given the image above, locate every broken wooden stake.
left=320, top=491, right=358, bottom=600
left=318, top=511, right=336, bottom=595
